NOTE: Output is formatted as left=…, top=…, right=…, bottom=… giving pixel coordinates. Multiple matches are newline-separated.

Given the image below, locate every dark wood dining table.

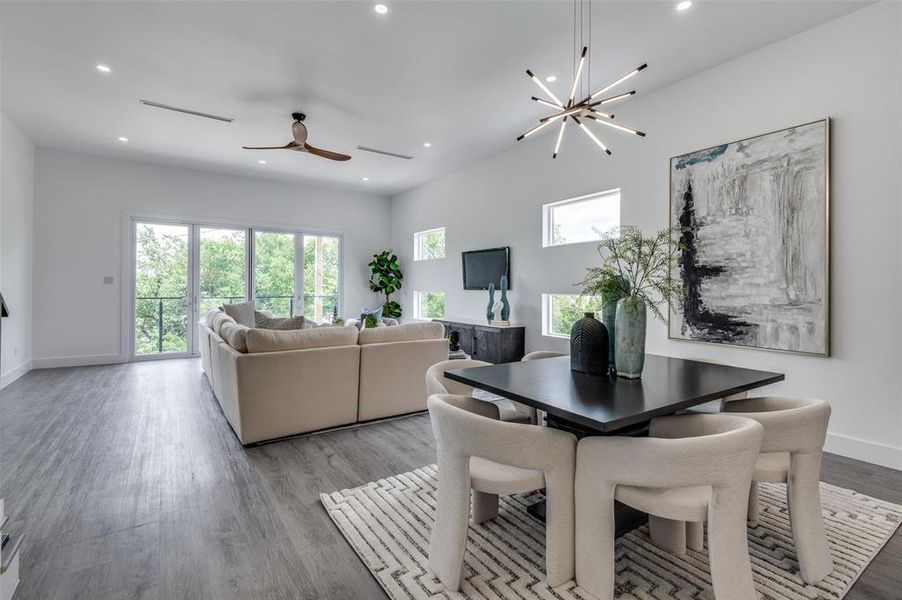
left=445, top=354, right=784, bottom=533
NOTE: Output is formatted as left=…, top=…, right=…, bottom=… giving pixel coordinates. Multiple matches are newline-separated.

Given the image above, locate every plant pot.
left=570, top=312, right=609, bottom=375
left=615, top=298, right=646, bottom=379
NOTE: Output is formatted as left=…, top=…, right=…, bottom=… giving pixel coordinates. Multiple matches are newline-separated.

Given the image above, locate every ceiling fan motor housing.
left=291, top=112, right=306, bottom=122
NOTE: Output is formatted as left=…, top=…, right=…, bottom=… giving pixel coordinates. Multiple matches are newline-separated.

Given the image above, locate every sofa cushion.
left=358, top=321, right=444, bottom=345
left=204, top=308, right=219, bottom=328
left=211, top=311, right=236, bottom=336
left=219, top=321, right=250, bottom=353
left=222, top=300, right=256, bottom=327
left=254, top=312, right=306, bottom=330
left=246, top=325, right=359, bottom=353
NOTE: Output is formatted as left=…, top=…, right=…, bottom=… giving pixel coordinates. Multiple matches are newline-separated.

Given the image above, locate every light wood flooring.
left=1, top=359, right=899, bottom=599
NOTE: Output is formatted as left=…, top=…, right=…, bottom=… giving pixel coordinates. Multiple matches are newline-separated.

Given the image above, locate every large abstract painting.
left=669, top=119, right=829, bottom=355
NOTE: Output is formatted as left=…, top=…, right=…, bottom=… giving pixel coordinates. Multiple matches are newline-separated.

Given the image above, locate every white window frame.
left=413, top=226, right=446, bottom=261
left=541, top=293, right=602, bottom=339
left=542, top=188, right=621, bottom=248
left=413, top=290, right=446, bottom=320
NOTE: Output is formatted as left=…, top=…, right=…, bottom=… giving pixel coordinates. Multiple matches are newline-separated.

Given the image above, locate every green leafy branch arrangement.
left=579, top=225, right=686, bottom=323
left=368, top=251, right=403, bottom=318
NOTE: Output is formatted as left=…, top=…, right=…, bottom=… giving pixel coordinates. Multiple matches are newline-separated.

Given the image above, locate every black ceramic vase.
left=570, top=312, right=610, bottom=375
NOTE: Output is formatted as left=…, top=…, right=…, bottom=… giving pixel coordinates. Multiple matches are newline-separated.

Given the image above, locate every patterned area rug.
left=321, top=465, right=901, bottom=599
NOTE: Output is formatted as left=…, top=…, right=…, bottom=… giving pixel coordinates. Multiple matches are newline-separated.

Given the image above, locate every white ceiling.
left=1, top=1, right=869, bottom=196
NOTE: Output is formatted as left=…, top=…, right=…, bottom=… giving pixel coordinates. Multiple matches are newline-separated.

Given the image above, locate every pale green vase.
left=615, top=297, right=646, bottom=379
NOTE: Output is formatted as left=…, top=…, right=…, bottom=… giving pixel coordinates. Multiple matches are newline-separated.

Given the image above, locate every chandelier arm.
left=586, top=113, right=646, bottom=137
left=526, top=69, right=564, bottom=107
left=531, top=96, right=562, bottom=110
left=568, top=47, right=588, bottom=104
left=586, top=63, right=647, bottom=101
left=516, top=118, right=555, bottom=141
left=572, top=116, right=612, bottom=155
left=586, top=90, right=636, bottom=108
left=553, top=117, right=568, bottom=158
left=539, top=105, right=583, bottom=123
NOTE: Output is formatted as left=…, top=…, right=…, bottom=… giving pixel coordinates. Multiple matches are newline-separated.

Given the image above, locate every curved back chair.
left=427, top=394, right=577, bottom=591
left=723, top=396, right=833, bottom=583
left=522, top=350, right=567, bottom=361
left=426, top=360, right=533, bottom=423
left=575, top=414, right=763, bottom=600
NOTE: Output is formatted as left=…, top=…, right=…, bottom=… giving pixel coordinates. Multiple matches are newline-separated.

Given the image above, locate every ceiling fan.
left=242, top=113, right=351, bottom=161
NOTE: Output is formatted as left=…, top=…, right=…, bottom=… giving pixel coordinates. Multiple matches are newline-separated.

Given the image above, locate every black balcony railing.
left=136, top=293, right=341, bottom=354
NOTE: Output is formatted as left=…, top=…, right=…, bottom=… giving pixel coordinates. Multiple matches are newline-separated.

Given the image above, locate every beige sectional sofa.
left=198, top=310, right=448, bottom=445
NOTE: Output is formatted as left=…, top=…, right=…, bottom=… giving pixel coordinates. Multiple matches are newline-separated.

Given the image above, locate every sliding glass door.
left=130, top=218, right=342, bottom=359
left=303, top=235, right=341, bottom=322
left=199, top=227, right=247, bottom=313
left=254, top=231, right=297, bottom=317
left=134, top=222, right=191, bottom=356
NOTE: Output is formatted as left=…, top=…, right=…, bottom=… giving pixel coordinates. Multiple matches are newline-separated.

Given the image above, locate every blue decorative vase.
left=615, top=298, right=646, bottom=379
left=499, top=276, right=510, bottom=321
left=486, top=282, right=495, bottom=322
left=570, top=312, right=610, bottom=375
left=601, top=277, right=629, bottom=374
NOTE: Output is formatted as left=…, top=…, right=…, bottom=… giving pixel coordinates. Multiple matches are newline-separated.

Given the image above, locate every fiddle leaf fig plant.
left=579, top=226, right=686, bottom=322
left=368, top=250, right=403, bottom=318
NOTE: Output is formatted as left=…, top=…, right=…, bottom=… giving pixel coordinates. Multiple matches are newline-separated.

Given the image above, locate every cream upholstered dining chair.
left=575, top=414, right=763, bottom=600
left=426, top=359, right=534, bottom=423
left=718, top=396, right=834, bottom=583
left=427, top=393, right=577, bottom=591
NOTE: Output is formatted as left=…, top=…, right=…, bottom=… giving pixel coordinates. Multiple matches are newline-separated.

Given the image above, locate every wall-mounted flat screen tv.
left=462, top=247, right=510, bottom=290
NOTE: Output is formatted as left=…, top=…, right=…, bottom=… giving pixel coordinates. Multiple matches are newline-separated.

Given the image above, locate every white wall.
left=32, top=148, right=391, bottom=366
left=0, top=113, right=35, bottom=388
left=390, top=2, right=902, bottom=469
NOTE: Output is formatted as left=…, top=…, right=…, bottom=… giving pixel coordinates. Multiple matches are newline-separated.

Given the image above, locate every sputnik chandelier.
left=517, top=0, right=647, bottom=158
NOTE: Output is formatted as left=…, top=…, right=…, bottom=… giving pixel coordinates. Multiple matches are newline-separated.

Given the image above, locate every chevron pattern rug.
left=321, top=465, right=901, bottom=600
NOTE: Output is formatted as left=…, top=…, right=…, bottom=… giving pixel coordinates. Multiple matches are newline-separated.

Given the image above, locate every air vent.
left=356, top=145, right=413, bottom=160
left=139, top=99, right=234, bottom=123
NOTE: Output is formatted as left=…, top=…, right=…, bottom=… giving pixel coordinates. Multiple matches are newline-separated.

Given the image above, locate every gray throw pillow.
left=254, top=312, right=307, bottom=330
left=222, top=300, right=256, bottom=327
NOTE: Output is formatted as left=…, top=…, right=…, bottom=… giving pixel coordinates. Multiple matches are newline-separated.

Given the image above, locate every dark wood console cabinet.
left=433, top=318, right=525, bottom=364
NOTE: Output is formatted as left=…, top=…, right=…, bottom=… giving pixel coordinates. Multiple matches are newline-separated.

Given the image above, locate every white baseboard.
left=0, top=360, right=33, bottom=389
left=31, top=353, right=126, bottom=369
left=825, top=432, right=902, bottom=471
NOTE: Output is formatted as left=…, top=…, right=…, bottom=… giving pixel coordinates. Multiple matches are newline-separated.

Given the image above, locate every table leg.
left=529, top=414, right=650, bottom=536
left=526, top=498, right=647, bottom=537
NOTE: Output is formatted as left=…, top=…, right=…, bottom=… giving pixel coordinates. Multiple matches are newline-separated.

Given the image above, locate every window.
left=543, top=189, right=620, bottom=247
left=414, top=227, right=446, bottom=261
left=130, top=218, right=343, bottom=359
left=413, top=291, right=445, bottom=320
left=542, top=293, right=602, bottom=338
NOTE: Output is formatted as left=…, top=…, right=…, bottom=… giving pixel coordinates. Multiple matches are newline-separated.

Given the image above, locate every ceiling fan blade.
left=241, top=142, right=298, bottom=150
left=303, top=143, right=351, bottom=161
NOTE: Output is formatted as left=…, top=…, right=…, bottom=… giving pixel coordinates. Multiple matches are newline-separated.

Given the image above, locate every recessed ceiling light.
left=545, top=75, right=557, bottom=83
left=362, top=177, right=370, bottom=181
left=676, top=1, right=692, bottom=11
left=423, top=142, right=432, bottom=148
left=374, top=4, right=388, bottom=14
left=117, top=136, right=128, bottom=142
left=96, top=64, right=111, bottom=73
left=258, top=159, right=267, bottom=164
